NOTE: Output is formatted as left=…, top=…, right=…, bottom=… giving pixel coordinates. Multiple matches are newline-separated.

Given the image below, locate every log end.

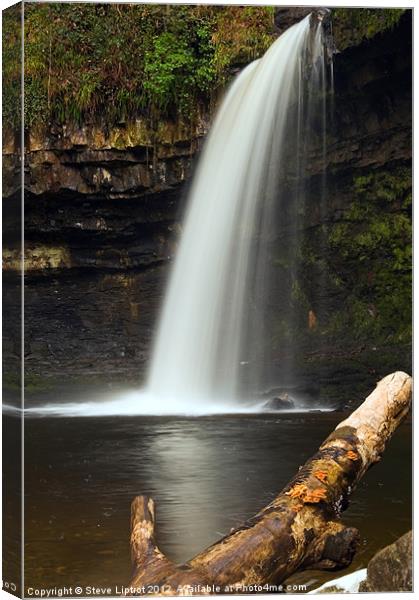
left=337, top=371, right=412, bottom=468
left=304, top=521, right=360, bottom=571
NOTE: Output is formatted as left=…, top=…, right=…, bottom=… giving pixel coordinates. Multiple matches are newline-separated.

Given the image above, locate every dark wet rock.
left=4, top=113, right=210, bottom=202
left=359, top=530, right=412, bottom=592
left=263, top=393, right=295, bottom=411
left=274, top=8, right=312, bottom=34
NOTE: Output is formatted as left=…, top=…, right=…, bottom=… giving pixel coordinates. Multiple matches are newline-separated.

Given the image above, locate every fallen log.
left=128, top=371, right=411, bottom=595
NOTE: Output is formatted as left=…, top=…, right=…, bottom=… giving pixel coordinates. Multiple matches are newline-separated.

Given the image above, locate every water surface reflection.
left=18, top=413, right=411, bottom=591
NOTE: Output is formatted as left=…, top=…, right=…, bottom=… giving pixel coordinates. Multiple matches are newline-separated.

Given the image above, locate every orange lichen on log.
left=304, top=488, right=328, bottom=504
left=346, top=451, right=359, bottom=461
left=285, top=484, right=308, bottom=499
left=314, top=470, right=328, bottom=483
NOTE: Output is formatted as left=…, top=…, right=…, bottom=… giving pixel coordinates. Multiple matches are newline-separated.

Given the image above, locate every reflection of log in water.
left=128, top=371, right=411, bottom=595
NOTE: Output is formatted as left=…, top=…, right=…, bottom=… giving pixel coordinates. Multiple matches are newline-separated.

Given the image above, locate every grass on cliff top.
left=4, top=3, right=275, bottom=129
left=3, top=5, right=405, bottom=130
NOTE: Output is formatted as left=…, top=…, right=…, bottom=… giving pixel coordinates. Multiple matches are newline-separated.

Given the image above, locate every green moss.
left=327, top=167, right=412, bottom=344
left=291, top=279, right=310, bottom=312
left=212, top=6, right=274, bottom=83
left=269, top=166, right=411, bottom=365
left=3, top=371, right=52, bottom=393
left=2, top=372, right=21, bottom=393
left=332, top=8, right=406, bottom=50
left=2, top=4, right=21, bottom=129
left=3, top=3, right=274, bottom=129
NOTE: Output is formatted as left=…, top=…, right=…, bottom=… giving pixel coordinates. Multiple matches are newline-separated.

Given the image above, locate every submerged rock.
left=359, top=530, right=412, bottom=592
left=263, top=393, right=295, bottom=411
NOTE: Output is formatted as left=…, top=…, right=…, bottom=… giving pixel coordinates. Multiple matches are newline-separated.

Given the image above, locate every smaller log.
left=128, top=371, right=412, bottom=595
left=130, top=496, right=175, bottom=579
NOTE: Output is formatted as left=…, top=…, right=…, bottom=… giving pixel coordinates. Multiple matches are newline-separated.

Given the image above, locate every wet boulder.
left=263, top=393, right=295, bottom=411
left=359, top=530, right=412, bottom=592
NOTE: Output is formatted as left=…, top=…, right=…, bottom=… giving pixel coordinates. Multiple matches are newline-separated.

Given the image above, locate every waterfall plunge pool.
left=5, top=411, right=411, bottom=592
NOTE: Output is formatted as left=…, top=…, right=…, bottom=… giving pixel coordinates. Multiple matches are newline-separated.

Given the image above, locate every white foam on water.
left=25, top=391, right=261, bottom=417
left=7, top=393, right=334, bottom=418
left=308, top=568, right=367, bottom=594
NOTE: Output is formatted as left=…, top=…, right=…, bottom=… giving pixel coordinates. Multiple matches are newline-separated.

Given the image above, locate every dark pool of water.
left=6, top=412, right=412, bottom=592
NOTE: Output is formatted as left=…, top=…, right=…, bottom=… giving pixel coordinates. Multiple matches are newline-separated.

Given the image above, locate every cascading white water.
left=28, top=14, right=332, bottom=417
left=146, top=15, right=327, bottom=410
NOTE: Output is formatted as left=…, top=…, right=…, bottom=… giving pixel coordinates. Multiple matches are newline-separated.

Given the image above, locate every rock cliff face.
left=4, top=109, right=210, bottom=270
left=2, top=11, right=412, bottom=402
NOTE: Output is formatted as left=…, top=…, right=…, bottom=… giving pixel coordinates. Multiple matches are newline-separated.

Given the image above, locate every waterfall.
left=27, top=14, right=332, bottom=417
left=146, top=14, right=330, bottom=410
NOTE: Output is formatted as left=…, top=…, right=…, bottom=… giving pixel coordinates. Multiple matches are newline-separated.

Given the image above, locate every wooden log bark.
left=128, top=371, right=411, bottom=595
